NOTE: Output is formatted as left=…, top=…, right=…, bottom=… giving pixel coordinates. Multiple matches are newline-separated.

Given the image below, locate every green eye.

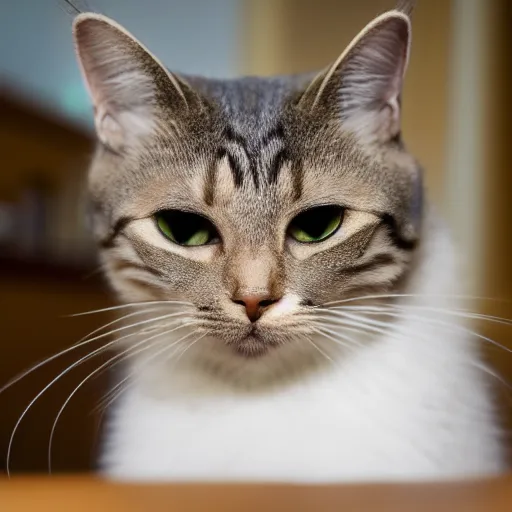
left=155, top=210, right=219, bottom=246
left=288, top=205, right=344, bottom=243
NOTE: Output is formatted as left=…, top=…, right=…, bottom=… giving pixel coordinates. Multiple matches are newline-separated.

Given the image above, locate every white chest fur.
left=102, top=328, right=503, bottom=482
left=100, top=223, right=505, bottom=482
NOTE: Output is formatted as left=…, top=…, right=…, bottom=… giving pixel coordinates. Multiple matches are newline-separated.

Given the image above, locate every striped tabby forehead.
left=90, top=74, right=421, bottom=249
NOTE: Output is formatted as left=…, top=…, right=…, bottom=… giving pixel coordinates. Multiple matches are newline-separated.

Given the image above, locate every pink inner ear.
left=74, top=16, right=195, bottom=152
left=334, top=14, right=410, bottom=142
left=95, top=110, right=125, bottom=150
left=382, top=72, right=403, bottom=119
left=73, top=15, right=164, bottom=150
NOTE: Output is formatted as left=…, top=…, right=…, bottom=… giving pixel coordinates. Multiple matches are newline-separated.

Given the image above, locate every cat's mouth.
left=232, top=327, right=272, bottom=357
left=214, top=322, right=286, bottom=358
left=233, top=334, right=269, bottom=357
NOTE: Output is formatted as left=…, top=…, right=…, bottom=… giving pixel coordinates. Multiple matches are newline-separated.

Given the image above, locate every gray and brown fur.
left=74, top=3, right=422, bottom=359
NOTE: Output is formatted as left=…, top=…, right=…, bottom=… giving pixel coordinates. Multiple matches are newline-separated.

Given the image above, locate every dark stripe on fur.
left=100, top=217, right=132, bottom=248
left=204, top=149, right=222, bottom=205
left=248, top=157, right=260, bottom=190
left=223, top=126, right=258, bottom=188
left=381, top=214, right=417, bottom=251
left=226, top=151, right=244, bottom=187
left=113, top=258, right=164, bottom=278
left=268, top=147, right=289, bottom=183
left=260, top=124, right=285, bottom=147
left=224, top=126, right=247, bottom=147
left=290, top=158, right=303, bottom=201
left=346, top=253, right=396, bottom=274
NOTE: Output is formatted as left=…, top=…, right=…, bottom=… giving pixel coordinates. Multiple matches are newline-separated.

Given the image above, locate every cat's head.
left=74, top=6, right=422, bottom=367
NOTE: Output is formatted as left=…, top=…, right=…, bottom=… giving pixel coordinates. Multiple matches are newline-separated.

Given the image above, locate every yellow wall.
left=481, top=0, right=512, bottom=440
left=243, top=0, right=452, bottom=206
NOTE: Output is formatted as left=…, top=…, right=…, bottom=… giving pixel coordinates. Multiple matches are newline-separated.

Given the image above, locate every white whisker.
left=93, top=330, right=206, bottom=434
left=6, top=317, right=188, bottom=477
left=67, top=311, right=189, bottom=347
left=396, top=304, right=512, bottom=329
left=93, top=326, right=198, bottom=414
left=320, top=307, right=512, bottom=354
left=314, top=313, right=390, bottom=338
left=76, top=307, right=172, bottom=344
left=471, top=361, right=512, bottom=393
left=171, top=332, right=207, bottom=365
left=327, top=304, right=512, bottom=328
left=311, top=326, right=361, bottom=351
left=0, top=311, right=188, bottom=397
left=67, top=300, right=194, bottom=317
left=303, top=335, right=334, bottom=363
left=47, top=322, right=197, bottom=473
left=319, top=293, right=504, bottom=308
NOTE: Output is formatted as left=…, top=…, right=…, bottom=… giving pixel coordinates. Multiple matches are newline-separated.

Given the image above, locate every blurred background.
left=0, top=0, right=511, bottom=474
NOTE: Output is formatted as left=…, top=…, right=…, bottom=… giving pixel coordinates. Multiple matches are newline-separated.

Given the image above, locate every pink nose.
left=231, top=295, right=281, bottom=322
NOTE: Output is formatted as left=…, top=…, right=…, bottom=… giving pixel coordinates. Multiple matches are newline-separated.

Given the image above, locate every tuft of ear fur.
left=396, top=0, right=416, bottom=17
left=299, top=10, right=411, bottom=145
left=73, top=13, right=196, bottom=152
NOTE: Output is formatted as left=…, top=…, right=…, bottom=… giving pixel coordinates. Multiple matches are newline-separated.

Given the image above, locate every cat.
left=73, top=4, right=506, bottom=481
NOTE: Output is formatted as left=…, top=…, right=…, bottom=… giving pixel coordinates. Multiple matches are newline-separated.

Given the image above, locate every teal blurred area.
left=0, top=0, right=240, bottom=129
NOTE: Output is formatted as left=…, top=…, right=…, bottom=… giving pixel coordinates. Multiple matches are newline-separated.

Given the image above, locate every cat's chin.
left=231, top=334, right=271, bottom=358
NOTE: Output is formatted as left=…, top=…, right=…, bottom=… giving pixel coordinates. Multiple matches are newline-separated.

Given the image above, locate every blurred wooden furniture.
left=1, top=476, right=512, bottom=511
left=0, top=93, right=92, bottom=203
left=0, top=259, right=112, bottom=473
left=0, top=93, right=111, bottom=473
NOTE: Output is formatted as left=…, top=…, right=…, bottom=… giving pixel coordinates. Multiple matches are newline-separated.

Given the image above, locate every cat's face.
left=75, top=8, right=421, bottom=361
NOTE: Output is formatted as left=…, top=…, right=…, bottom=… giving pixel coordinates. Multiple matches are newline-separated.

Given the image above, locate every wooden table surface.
left=1, top=476, right=512, bottom=511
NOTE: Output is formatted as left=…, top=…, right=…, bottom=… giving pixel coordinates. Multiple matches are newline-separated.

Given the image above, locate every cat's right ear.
left=73, top=13, right=200, bottom=152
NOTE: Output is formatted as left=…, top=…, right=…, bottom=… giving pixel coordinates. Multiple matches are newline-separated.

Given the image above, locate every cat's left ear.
left=73, top=13, right=201, bottom=152
left=299, top=10, right=411, bottom=144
